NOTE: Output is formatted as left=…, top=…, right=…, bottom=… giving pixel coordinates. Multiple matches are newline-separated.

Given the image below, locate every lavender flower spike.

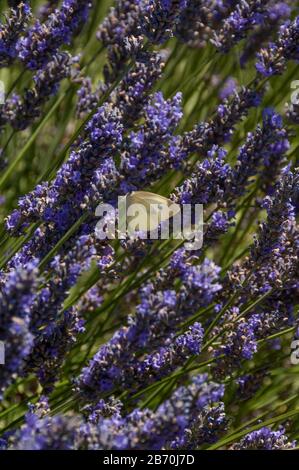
left=226, top=108, right=290, bottom=204
left=256, top=16, right=299, bottom=76
left=212, top=0, right=270, bottom=53
left=8, top=374, right=226, bottom=450
left=0, top=262, right=38, bottom=395
left=78, top=323, right=204, bottom=399
left=0, top=2, right=31, bottom=68
left=17, top=0, right=92, bottom=70
left=142, top=0, right=187, bottom=44
left=97, top=0, right=143, bottom=47
left=175, top=0, right=239, bottom=49
left=4, top=52, right=73, bottom=131
left=231, top=427, right=295, bottom=450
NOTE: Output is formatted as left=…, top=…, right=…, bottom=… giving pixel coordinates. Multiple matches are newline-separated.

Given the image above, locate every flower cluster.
left=212, top=168, right=298, bottom=378
left=2, top=52, right=73, bottom=131
left=231, top=427, right=295, bottom=450
left=256, top=15, right=299, bottom=76
left=17, top=0, right=92, bottom=70
left=212, top=0, right=270, bottom=53
left=97, top=0, right=142, bottom=47
left=77, top=255, right=221, bottom=401
left=0, top=2, right=31, bottom=68
left=142, top=0, right=187, bottom=44
left=0, top=262, right=38, bottom=395
left=7, top=374, right=227, bottom=450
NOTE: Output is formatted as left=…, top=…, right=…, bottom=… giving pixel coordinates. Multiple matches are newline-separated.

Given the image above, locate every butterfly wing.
left=126, top=191, right=181, bottom=232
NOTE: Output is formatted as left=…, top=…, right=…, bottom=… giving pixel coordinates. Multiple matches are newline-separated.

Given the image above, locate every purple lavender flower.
left=240, top=1, right=291, bottom=67
left=78, top=323, right=204, bottom=397
left=29, top=233, right=107, bottom=332
left=6, top=102, right=123, bottom=236
left=219, top=77, right=238, bottom=100
left=0, top=2, right=31, bottom=68
left=10, top=410, right=82, bottom=450
left=24, top=233, right=114, bottom=391
left=3, top=52, right=73, bottom=131
left=212, top=0, right=270, bottom=53
left=17, top=0, right=92, bottom=70
left=175, top=0, right=239, bottom=48
left=142, top=0, right=187, bottom=44
left=1, top=319, right=33, bottom=398
left=0, top=261, right=38, bottom=331
left=256, top=16, right=299, bottom=76
left=120, top=91, right=183, bottom=189
left=2, top=367, right=224, bottom=450
left=25, top=308, right=85, bottom=392
left=231, top=427, right=295, bottom=450
left=113, top=51, right=164, bottom=125
left=7, top=374, right=226, bottom=450
left=97, top=0, right=143, bottom=47
left=0, top=438, right=7, bottom=450
left=213, top=312, right=258, bottom=378
left=77, top=256, right=221, bottom=401
left=211, top=169, right=298, bottom=378
left=0, top=262, right=38, bottom=395
left=173, top=145, right=231, bottom=205
left=226, top=108, right=290, bottom=204
left=38, top=0, right=60, bottom=22
left=130, top=255, right=221, bottom=348
left=236, top=370, right=267, bottom=401
left=251, top=168, right=298, bottom=267
left=173, top=403, right=228, bottom=449
left=82, top=374, right=226, bottom=450
left=205, top=211, right=233, bottom=244
left=212, top=298, right=295, bottom=379
left=75, top=77, right=100, bottom=119
left=6, top=49, right=165, bottom=242
left=267, top=2, right=291, bottom=22
left=180, top=87, right=262, bottom=157
left=87, top=398, right=123, bottom=423
left=97, top=2, right=147, bottom=108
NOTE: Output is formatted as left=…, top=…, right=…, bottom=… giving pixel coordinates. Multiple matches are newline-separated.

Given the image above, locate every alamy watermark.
left=291, top=80, right=299, bottom=105
left=0, top=341, right=5, bottom=365
left=290, top=340, right=299, bottom=365
left=95, top=192, right=204, bottom=251
left=0, top=81, right=5, bottom=105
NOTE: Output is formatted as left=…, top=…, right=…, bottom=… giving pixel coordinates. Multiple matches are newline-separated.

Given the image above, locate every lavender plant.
left=0, top=0, right=299, bottom=452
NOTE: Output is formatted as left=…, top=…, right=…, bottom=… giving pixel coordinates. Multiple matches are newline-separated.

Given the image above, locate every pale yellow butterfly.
left=125, top=191, right=181, bottom=233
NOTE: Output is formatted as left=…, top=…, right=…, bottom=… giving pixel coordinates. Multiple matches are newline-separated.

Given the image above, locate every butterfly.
left=125, top=191, right=181, bottom=234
